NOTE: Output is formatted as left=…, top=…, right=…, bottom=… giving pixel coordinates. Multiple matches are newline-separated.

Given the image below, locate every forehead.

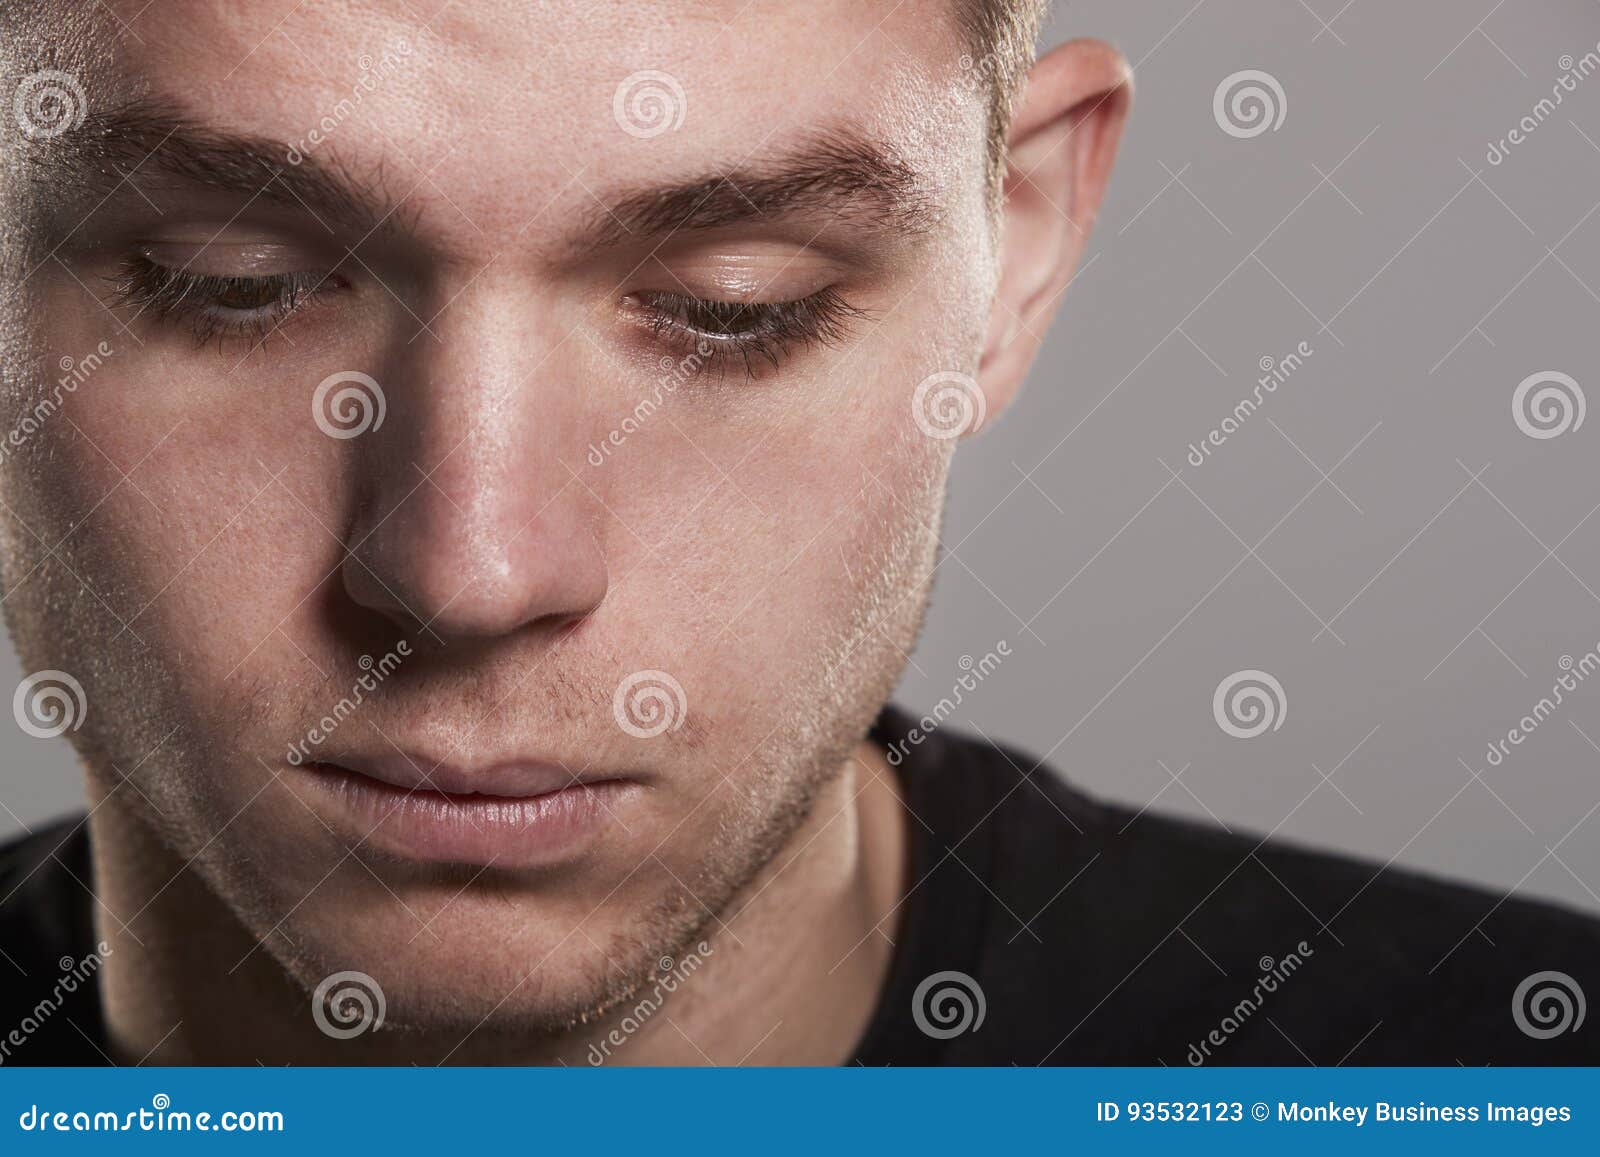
left=81, top=0, right=980, bottom=241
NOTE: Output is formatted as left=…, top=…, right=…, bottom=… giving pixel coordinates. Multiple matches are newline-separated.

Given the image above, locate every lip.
left=335, top=752, right=605, bottom=798
left=294, top=755, right=637, bottom=869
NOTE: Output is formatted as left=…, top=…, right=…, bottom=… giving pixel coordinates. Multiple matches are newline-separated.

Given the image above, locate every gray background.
left=906, top=0, right=1600, bottom=916
left=4, top=0, right=1600, bottom=916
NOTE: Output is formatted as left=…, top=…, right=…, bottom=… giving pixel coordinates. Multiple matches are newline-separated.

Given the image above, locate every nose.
left=337, top=291, right=608, bottom=641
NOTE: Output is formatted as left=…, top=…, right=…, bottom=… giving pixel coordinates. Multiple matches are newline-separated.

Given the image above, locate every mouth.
left=294, top=755, right=639, bottom=869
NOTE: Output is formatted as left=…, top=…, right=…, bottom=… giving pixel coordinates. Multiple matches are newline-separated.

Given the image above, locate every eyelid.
left=640, top=249, right=845, bottom=304
left=136, top=241, right=332, bottom=278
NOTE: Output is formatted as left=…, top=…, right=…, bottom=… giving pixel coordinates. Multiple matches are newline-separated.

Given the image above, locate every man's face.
left=0, top=0, right=996, bottom=1032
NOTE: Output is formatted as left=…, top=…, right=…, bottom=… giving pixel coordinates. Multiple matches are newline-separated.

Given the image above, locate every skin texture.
left=0, top=1, right=1128, bottom=1063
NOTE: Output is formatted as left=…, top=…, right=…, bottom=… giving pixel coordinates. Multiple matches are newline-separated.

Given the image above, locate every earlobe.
left=977, top=38, right=1131, bottom=424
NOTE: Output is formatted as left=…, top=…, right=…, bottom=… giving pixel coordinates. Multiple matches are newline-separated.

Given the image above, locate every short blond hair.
left=953, top=0, right=1051, bottom=192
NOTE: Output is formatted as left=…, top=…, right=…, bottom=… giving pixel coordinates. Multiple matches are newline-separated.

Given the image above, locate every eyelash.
left=632, top=288, right=867, bottom=378
left=110, top=255, right=335, bottom=348
left=109, top=255, right=866, bottom=376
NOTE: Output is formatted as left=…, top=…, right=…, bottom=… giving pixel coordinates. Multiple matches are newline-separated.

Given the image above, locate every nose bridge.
left=339, top=277, right=606, bottom=639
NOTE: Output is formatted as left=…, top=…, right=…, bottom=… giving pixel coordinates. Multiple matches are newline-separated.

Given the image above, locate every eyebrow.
left=33, top=102, right=937, bottom=248
left=589, top=132, right=938, bottom=247
left=41, top=103, right=388, bottom=234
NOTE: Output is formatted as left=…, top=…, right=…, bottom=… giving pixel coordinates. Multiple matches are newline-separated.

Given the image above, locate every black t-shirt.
left=2, top=705, right=1597, bottom=1064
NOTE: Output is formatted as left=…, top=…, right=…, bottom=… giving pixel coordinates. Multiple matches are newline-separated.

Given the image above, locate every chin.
left=237, top=852, right=707, bottom=1039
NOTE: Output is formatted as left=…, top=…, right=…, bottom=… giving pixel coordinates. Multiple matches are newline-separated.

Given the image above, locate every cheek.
left=586, top=358, right=948, bottom=729
left=16, top=362, right=345, bottom=692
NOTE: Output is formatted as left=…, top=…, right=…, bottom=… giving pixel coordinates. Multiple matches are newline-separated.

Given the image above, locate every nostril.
left=340, top=517, right=607, bottom=643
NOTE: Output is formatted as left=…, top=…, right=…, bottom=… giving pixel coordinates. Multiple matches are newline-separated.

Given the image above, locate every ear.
left=977, top=38, right=1131, bottom=422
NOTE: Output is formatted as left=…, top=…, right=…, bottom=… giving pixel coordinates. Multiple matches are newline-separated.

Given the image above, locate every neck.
left=91, top=738, right=907, bottom=1065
